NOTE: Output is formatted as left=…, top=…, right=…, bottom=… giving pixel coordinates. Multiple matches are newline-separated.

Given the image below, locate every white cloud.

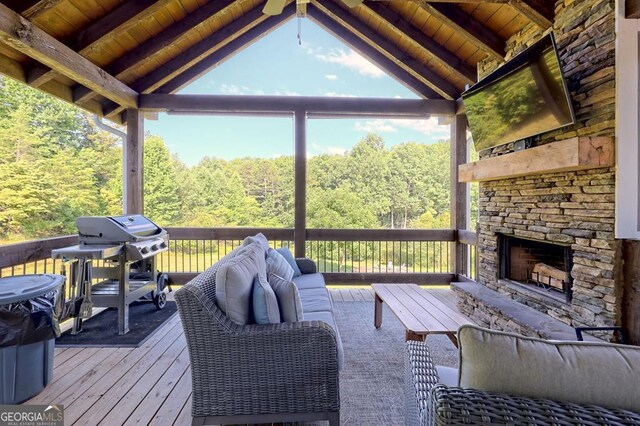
left=315, top=48, right=384, bottom=78
left=323, top=91, right=356, bottom=98
left=219, top=84, right=250, bottom=95
left=325, top=74, right=338, bottom=81
left=354, top=119, right=397, bottom=133
left=389, top=118, right=449, bottom=135
left=310, top=143, right=348, bottom=156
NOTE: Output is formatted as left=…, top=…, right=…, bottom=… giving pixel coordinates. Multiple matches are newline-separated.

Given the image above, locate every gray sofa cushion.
left=458, top=324, right=640, bottom=412
left=299, top=288, right=333, bottom=313
left=268, top=273, right=304, bottom=322
left=241, top=232, right=270, bottom=254
left=215, top=243, right=266, bottom=325
left=304, top=311, right=344, bottom=370
left=292, top=273, right=326, bottom=290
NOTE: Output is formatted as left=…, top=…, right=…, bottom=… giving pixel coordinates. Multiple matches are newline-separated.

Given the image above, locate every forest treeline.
left=0, top=76, right=475, bottom=243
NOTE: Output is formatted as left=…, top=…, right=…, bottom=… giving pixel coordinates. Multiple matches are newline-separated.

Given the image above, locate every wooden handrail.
left=165, top=227, right=294, bottom=241
left=0, top=235, right=78, bottom=269
left=457, top=229, right=478, bottom=246
left=306, top=228, right=455, bottom=242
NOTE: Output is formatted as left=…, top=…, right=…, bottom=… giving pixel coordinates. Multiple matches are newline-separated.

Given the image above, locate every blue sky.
left=145, top=18, right=450, bottom=165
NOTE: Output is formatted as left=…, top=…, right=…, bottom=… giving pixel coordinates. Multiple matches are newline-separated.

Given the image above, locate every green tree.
left=144, top=135, right=182, bottom=225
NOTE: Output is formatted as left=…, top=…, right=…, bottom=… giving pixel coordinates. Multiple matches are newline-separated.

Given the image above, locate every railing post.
left=294, top=109, right=307, bottom=258
left=124, top=109, right=144, bottom=214
left=450, top=113, right=469, bottom=278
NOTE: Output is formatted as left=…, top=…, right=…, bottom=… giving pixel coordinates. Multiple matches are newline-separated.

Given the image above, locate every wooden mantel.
left=458, top=136, right=614, bottom=182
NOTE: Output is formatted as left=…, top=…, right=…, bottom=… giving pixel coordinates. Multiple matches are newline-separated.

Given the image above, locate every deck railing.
left=0, top=227, right=480, bottom=285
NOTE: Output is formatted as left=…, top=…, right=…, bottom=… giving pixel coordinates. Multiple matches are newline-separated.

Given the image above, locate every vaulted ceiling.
left=0, top=0, right=555, bottom=123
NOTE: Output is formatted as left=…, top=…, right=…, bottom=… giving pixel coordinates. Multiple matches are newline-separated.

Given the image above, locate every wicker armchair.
left=175, top=258, right=340, bottom=426
left=405, top=341, right=640, bottom=426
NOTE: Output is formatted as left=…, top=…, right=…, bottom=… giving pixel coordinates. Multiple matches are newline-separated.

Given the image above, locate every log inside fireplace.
left=498, top=234, right=573, bottom=303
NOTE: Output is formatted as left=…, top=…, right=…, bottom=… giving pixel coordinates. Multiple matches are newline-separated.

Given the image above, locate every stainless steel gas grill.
left=52, top=215, right=170, bottom=335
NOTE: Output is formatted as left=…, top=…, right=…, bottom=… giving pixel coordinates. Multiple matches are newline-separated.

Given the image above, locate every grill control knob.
left=141, top=247, right=149, bottom=254
left=159, top=241, right=167, bottom=249
left=151, top=244, right=158, bottom=251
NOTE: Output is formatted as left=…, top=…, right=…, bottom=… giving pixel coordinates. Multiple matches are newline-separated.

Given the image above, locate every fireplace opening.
left=498, top=234, right=573, bottom=303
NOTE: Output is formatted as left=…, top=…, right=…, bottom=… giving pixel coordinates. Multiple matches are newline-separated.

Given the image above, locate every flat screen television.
left=462, top=33, right=575, bottom=152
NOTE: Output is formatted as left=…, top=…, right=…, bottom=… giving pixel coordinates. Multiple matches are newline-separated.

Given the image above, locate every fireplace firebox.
left=498, top=234, right=573, bottom=303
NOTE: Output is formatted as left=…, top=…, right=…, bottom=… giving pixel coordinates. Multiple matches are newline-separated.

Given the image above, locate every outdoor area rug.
left=56, top=301, right=178, bottom=348
left=332, top=301, right=458, bottom=426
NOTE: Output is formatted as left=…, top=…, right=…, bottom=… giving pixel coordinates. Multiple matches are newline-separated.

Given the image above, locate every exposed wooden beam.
left=28, top=0, right=172, bottom=87
left=312, top=1, right=458, bottom=99
left=103, top=2, right=271, bottom=118
left=450, top=114, right=469, bottom=277
left=294, top=110, right=306, bottom=258
left=413, top=1, right=505, bottom=61
left=627, top=0, right=640, bottom=18
left=124, top=109, right=144, bottom=215
left=308, top=7, right=443, bottom=100
left=508, top=0, right=554, bottom=29
left=138, top=94, right=456, bottom=117
left=73, top=0, right=240, bottom=104
left=364, top=2, right=476, bottom=84
left=0, top=3, right=137, bottom=108
left=19, top=0, right=63, bottom=19
left=156, top=7, right=295, bottom=94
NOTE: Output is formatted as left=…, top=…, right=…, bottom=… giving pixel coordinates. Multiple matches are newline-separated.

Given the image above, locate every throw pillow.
left=276, top=247, right=302, bottom=277
left=215, top=243, right=265, bottom=325
left=266, top=248, right=294, bottom=282
left=268, top=273, right=303, bottom=322
left=241, top=232, right=269, bottom=253
left=458, top=325, right=640, bottom=412
left=252, top=273, right=280, bottom=324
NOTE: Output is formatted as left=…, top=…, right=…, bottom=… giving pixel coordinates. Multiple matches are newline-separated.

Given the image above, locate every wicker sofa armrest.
left=176, top=286, right=339, bottom=418
left=428, top=385, right=640, bottom=425
left=296, top=257, right=317, bottom=274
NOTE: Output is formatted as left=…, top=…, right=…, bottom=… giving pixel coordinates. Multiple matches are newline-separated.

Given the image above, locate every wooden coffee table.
left=372, top=283, right=474, bottom=347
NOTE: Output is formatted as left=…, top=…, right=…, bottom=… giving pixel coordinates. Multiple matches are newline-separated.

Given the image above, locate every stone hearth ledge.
left=452, top=282, right=602, bottom=342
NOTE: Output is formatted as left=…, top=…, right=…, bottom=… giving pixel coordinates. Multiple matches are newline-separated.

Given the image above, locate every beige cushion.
left=458, top=325, right=640, bottom=412
left=215, top=243, right=266, bottom=325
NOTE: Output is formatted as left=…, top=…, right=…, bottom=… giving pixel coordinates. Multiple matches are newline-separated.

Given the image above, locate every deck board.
left=21, top=286, right=458, bottom=424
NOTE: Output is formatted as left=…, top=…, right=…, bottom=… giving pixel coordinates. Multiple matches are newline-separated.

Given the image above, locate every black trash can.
left=0, top=274, right=64, bottom=404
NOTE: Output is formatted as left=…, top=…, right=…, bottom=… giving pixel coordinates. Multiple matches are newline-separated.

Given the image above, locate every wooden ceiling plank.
left=627, top=0, right=640, bottom=18
left=28, top=0, right=173, bottom=88
left=156, top=8, right=295, bottom=94
left=508, top=0, right=554, bottom=29
left=364, top=2, right=476, bottom=84
left=19, top=0, right=64, bottom=20
left=313, top=1, right=457, bottom=100
left=307, top=6, right=441, bottom=100
left=413, top=0, right=505, bottom=61
left=73, top=0, right=239, bottom=104
left=103, top=1, right=271, bottom=118
left=0, top=2, right=137, bottom=108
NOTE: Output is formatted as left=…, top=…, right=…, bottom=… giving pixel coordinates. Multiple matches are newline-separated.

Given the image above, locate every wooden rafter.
left=18, top=0, right=63, bottom=19
left=0, top=2, right=137, bottom=108
left=73, top=0, right=240, bottom=104
left=364, top=2, right=476, bottom=84
left=627, top=0, right=640, bottom=18
left=307, top=6, right=443, bottom=100
left=413, top=1, right=505, bottom=61
left=28, top=0, right=173, bottom=88
left=508, top=0, right=554, bottom=29
left=156, top=10, right=295, bottom=94
left=103, top=2, right=273, bottom=119
left=312, top=1, right=457, bottom=99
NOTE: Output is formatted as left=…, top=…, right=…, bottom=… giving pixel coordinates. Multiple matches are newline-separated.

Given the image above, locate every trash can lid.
left=0, top=274, right=64, bottom=304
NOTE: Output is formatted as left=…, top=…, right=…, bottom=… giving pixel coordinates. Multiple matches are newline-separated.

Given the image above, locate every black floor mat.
left=56, top=301, right=178, bottom=348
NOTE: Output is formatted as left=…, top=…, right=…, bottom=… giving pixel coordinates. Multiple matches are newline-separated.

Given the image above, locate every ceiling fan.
left=263, top=0, right=365, bottom=16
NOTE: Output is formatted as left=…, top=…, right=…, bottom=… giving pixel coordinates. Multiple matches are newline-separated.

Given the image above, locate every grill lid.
left=77, top=215, right=167, bottom=245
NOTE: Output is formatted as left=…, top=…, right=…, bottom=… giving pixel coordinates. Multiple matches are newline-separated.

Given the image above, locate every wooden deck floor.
left=24, top=287, right=448, bottom=425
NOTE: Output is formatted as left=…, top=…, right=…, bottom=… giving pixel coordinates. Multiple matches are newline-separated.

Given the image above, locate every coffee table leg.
left=374, top=293, right=383, bottom=328
left=406, top=331, right=425, bottom=341
left=447, top=333, right=459, bottom=348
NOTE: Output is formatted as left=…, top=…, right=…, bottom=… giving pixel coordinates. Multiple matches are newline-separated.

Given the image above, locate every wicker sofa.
left=405, top=325, right=640, bottom=426
left=175, top=241, right=341, bottom=426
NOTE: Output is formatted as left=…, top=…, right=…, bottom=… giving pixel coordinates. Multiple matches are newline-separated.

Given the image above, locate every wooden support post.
left=450, top=113, right=469, bottom=278
left=294, top=110, right=306, bottom=258
left=124, top=109, right=144, bottom=214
